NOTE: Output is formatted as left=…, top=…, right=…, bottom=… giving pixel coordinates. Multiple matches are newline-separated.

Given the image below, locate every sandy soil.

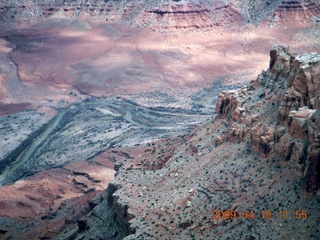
left=0, top=17, right=318, bottom=112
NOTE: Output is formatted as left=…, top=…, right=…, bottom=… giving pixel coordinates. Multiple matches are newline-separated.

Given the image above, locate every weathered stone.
left=229, top=123, right=247, bottom=142
left=216, top=87, right=248, bottom=120
left=250, top=124, right=274, bottom=157
left=214, top=135, right=224, bottom=146
left=216, top=45, right=320, bottom=192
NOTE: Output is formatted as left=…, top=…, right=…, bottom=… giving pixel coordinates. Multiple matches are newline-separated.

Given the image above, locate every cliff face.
left=1, top=0, right=320, bottom=30
left=216, top=45, right=320, bottom=192
left=0, top=0, right=241, bottom=30
left=259, top=46, right=320, bottom=192
left=58, top=46, right=320, bottom=240
left=270, top=0, right=320, bottom=24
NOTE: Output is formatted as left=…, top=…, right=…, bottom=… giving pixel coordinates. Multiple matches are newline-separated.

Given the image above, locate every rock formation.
left=0, top=1, right=319, bottom=239
left=1, top=0, right=320, bottom=29
left=0, top=148, right=131, bottom=239
left=52, top=46, right=320, bottom=240
left=270, top=0, right=320, bottom=24
left=216, top=45, right=320, bottom=192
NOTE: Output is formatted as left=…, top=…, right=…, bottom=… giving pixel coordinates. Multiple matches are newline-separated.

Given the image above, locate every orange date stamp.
left=212, top=210, right=308, bottom=220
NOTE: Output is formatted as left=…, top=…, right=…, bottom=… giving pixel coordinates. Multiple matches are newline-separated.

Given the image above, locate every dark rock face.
left=305, top=111, right=320, bottom=192
left=77, top=219, right=89, bottom=232
left=56, top=181, right=135, bottom=240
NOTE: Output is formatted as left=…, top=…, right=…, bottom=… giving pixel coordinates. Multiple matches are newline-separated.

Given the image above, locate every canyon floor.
left=0, top=7, right=319, bottom=240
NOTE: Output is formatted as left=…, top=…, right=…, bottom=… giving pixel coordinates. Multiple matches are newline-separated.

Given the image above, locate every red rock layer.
left=0, top=148, right=139, bottom=240
left=2, top=0, right=320, bottom=30
left=142, top=2, right=214, bottom=30
left=271, top=0, right=320, bottom=24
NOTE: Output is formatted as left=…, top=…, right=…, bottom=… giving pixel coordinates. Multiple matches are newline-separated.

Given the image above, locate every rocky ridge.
left=271, top=0, right=320, bottom=24
left=55, top=46, right=320, bottom=239
left=216, top=45, right=320, bottom=192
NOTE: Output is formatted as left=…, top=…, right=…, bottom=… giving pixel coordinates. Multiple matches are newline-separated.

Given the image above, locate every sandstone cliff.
left=215, top=45, right=320, bottom=192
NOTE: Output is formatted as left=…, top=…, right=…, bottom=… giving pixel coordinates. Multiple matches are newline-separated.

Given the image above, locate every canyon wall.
left=1, top=0, right=320, bottom=29
left=216, top=45, right=320, bottom=192
left=57, top=45, right=320, bottom=240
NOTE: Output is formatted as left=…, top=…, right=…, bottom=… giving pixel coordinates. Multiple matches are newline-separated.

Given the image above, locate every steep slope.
left=57, top=46, right=320, bottom=240
left=267, top=0, right=320, bottom=25
left=0, top=148, right=130, bottom=240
